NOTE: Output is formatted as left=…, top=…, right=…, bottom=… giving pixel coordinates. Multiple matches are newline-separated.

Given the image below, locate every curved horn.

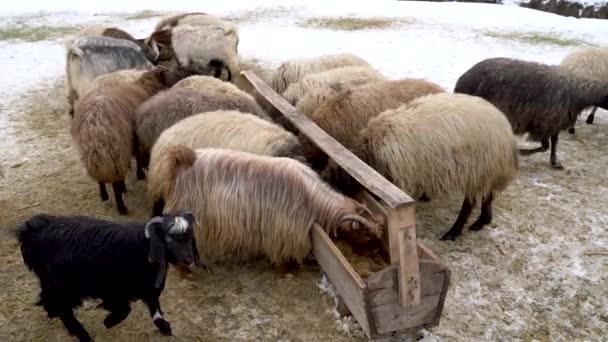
left=338, top=214, right=379, bottom=236
left=144, top=216, right=164, bottom=238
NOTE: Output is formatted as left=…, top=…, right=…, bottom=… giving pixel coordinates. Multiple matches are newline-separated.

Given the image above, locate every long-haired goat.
left=71, top=65, right=204, bottom=215
left=14, top=211, right=196, bottom=342
left=324, top=92, right=519, bottom=241
left=155, top=146, right=384, bottom=273
left=147, top=110, right=305, bottom=215
left=454, top=57, right=608, bottom=169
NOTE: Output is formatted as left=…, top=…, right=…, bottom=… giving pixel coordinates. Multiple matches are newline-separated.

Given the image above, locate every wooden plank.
left=388, top=206, right=420, bottom=308
left=367, top=260, right=448, bottom=336
left=311, top=224, right=371, bottom=336
left=241, top=70, right=414, bottom=209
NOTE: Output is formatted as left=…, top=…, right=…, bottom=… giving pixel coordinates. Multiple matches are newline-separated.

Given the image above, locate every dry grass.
left=123, top=10, right=169, bottom=21
left=298, top=17, right=413, bottom=31
left=221, top=7, right=293, bottom=25
left=484, top=31, right=595, bottom=47
left=0, top=25, right=82, bottom=42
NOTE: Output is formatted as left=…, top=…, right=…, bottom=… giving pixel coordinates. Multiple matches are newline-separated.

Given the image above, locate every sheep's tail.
left=67, top=45, right=85, bottom=59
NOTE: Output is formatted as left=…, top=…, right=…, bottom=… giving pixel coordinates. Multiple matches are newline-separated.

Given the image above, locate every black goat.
left=14, top=211, right=197, bottom=342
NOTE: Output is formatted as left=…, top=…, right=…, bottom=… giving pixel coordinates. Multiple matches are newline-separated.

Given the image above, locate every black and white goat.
left=14, top=211, right=197, bottom=342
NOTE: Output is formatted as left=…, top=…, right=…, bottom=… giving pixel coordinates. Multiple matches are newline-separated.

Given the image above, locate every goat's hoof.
left=155, top=319, right=172, bottom=336
left=568, top=127, right=575, bottom=134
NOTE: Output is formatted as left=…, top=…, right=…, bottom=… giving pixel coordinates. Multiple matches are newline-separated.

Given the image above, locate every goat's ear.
left=145, top=217, right=167, bottom=288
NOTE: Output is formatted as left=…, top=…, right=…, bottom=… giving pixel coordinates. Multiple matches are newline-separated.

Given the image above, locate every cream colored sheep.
left=156, top=146, right=384, bottom=271
left=324, top=92, right=519, bottom=241
left=147, top=110, right=305, bottom=215
left=85, top=69, right=147, bottom=96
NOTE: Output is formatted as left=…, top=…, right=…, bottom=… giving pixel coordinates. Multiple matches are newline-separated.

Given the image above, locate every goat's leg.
left=112, top=181, right=128, bottom=215
left=440, top=197, right=475, bottom=241
left=469, top=192, right=493, bottom=231
left=102, top=301, right=131, bottom=329
left=58, top=309, right=92, bottom=342
left=519, top=138, right=549, bottom=155
left=549, top=133, right=563, bottom=169
left=145, top=296, right=172, bottom=336
left=99, top=182, right=108, bottom=201
left=586, top=106, right=598, bottom=124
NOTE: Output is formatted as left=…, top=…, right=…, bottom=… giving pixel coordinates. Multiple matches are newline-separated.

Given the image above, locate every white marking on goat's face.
left=169, top=217, right=190, bottom=235
left=153, top=310, right=164, bottom=321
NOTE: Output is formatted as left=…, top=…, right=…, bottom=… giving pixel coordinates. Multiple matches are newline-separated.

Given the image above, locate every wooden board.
left=311, top=224, right=372, bottom=335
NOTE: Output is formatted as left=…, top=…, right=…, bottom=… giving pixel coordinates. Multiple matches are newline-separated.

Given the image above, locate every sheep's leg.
left=135, top=154, right=146, bottom=180
left=586, top=106, right=598, bottom=124
left=145, top=296, right=172, bottom=336
left=102, top=301, right=131, bottom=329
left=518, top=138, right=549, bottom=155
left=440, top=197, right=475, bottom=241
left=549, top=134, right=563, bottom=169
left=112, top=181, right=128, bottom=215
left=58, top=309, right=92, bottom=342
left=419, top=193, right=431, bottom=202
left=469, top=193, right=493, bottom=231
left=152, top=198, right=165, bottom=216
left=99, top=182, right=108, bottom=201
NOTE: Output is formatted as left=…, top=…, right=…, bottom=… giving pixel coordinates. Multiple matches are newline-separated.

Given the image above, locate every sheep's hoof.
left=117, top=206, right=128, bottom=215
left=154, top=319, right=172, bottom=336
left=440, top=231, right=459, bottom=241
left=136, top=169, right=146, bottom=180
left=568, top=127, right=575, bottom=134
left=551, top=160, right=564, bottom=170
left=586, top=116, right=594, bottom=124
left=468, top=223, right=485, bottom=231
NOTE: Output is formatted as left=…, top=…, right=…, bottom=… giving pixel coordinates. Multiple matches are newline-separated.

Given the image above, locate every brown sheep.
left=71, top=65, right=200, bottom=215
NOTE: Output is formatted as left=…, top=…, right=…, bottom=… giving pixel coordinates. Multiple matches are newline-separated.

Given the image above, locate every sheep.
left=153, top=12, right=222, bottom=31
left=299, top=78, right=445, bottom=171
left=268, top=53, right=372, bottom=96
left=146, top=110, right=305, bottom=215
left=453, top=57, right=608, bottom=169
left=14, top=211, right=196, bottom=342
left=281, top=66, right=386, bottom=107
left=65, top=36, right=154, bottom=116
left=560, top=47, right=608, bottom=133
left=71, top=65, right=202, bottom=215
left=134, top=84, right=269, bottom=170
left=323, top=92, right=519, bottom=241
left=155, top=145, right=384, bottom=273
left=63, top=26, right=155, bottom=61
left=171, top=74, right=243, bottom=96
left=85, top=69, right=147, bottom=95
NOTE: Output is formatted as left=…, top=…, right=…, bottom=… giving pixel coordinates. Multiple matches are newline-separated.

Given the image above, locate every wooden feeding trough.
left=241, top=71, right=451, bottom=340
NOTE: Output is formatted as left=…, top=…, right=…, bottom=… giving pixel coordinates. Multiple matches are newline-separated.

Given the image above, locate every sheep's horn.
left=144, top=216, right=164, bottom=238
left=339, top=214, right=379, bottom=235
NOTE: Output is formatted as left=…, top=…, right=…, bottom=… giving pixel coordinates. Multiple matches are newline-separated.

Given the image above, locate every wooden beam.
left=389, top=206, right=420, bottom=308
left=241, top=70, right=414, bottom=209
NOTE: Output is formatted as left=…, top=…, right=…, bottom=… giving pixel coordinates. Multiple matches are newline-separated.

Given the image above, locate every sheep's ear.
left=145, top=217, right=167, bottom=288
left=150, top=29, right=173, bottom=45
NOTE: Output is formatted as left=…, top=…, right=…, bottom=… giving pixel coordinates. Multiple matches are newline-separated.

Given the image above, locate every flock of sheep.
left=11, top=10, right=608, bottom=342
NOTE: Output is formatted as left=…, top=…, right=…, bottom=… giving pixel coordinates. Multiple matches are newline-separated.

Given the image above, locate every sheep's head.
left=144, top=29, right=173, bottom=63
left=161, top=63, right=227, bottom=87
left=145, top=211, right=196, bottom=288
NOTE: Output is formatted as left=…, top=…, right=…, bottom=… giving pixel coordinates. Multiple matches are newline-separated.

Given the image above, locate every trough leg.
left=586, top=106, right=598, bottom=124
left=336, top=296, right=351, bottom=317
left=469, top=192, right=493, bottom=231
left=102, top=301, right=131, bottom=329
left=440, top=197, right=475, bottom=241
left=99, top=182, right=108, bottom=201
left=549, top=134, right=563, bottom=170
left=519, top=138, right=549, bottom=155
left=145, top=296, right=172, bottom=336
left=58, top=309, right=92, bottom=342
left=112, top=181, right=128, bottom=215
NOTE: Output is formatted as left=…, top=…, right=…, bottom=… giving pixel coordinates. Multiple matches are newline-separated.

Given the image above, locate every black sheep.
left=14, top=211, right=198, bottom=342
left=454, top=57, right=608, bottom=169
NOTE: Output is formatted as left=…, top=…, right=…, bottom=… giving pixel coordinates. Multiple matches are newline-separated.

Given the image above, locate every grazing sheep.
left=323, top=92, right=519, bottom=241
left=300, top=78, right=445, bottom=170
left=64, top=26, right=153, bottom=61
left=147, top=110, right=305, bottom=215
left=134, top=85, right=269, bottom=170
left=65, top=36, right=154, bottom=116
left=71, top=65, right=199, bottom=215
left=281, top=66, right=386, bottom=106
left=561, top=47, right=608, bottom=133
left=268, top=53, right=372, bottom=96
left=156, top=145, right=383, bottom=272
left=14, top=211, right=196, bottom=342
left=454, top=57, right=608, bottom=169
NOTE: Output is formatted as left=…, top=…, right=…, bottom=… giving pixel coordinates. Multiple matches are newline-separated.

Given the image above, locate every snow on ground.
left=0, top=0, right=607, bottom=341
